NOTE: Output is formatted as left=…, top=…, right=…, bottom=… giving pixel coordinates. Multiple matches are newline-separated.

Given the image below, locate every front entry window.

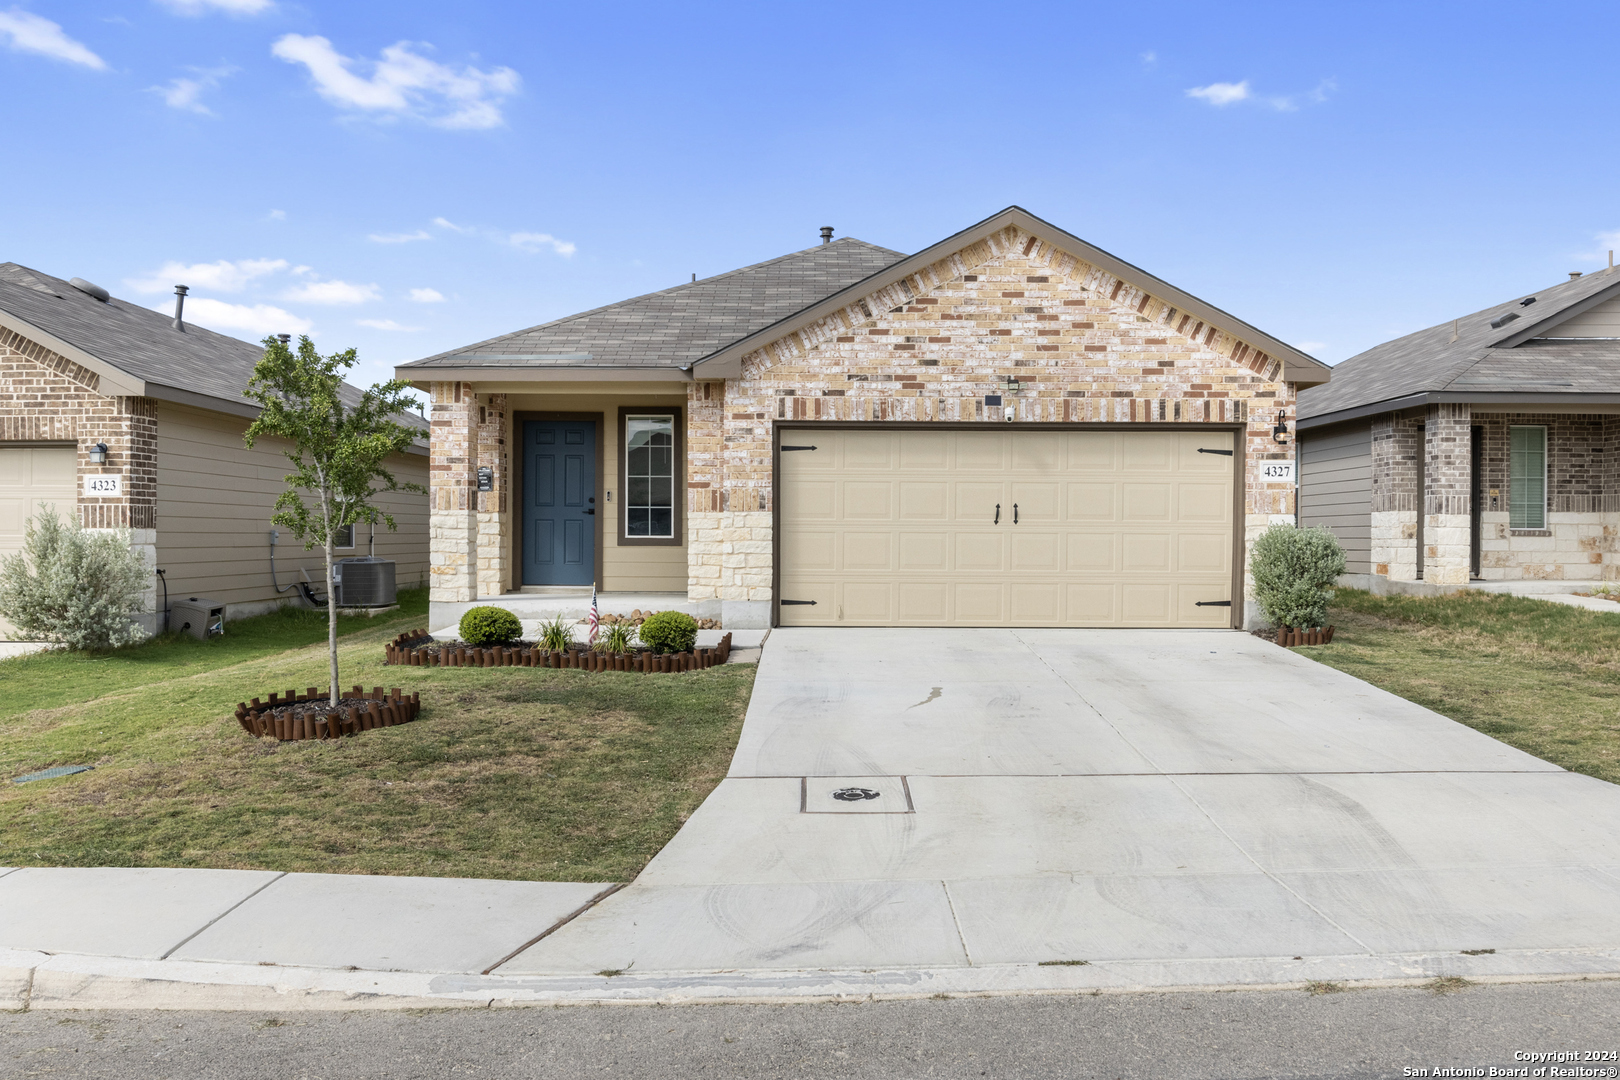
left=626, top=415, right=675, bottom=538
left=1509, top=425, right=1547, bottom=530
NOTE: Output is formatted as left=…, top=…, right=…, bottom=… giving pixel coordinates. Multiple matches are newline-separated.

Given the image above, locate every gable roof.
left=692, top=205, right=1332, bottom=385
left=1297, top=269, right=1620, bottom=428
left=0, top=263, right=426, bottom=434
left=399, top=237, right=905, bottom=378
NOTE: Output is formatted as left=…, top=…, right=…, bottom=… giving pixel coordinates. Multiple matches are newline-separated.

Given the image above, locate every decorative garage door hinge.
left=1195, top=600, right=1232, bottom=607
left=1196, top=448, right=1234, bottom=456
left=779, top=599, right=817, bottom=605
left=780, top=445, right=818, bottom=452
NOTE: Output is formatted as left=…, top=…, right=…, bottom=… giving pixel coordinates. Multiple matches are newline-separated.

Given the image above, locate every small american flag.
left=587, top=588, right=600, bottom=644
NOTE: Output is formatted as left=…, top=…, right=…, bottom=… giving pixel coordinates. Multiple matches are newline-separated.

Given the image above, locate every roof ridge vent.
left=69, top=277, right=110, bottom=302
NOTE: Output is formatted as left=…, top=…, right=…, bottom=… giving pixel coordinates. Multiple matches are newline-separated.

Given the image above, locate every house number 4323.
left=83, top=475, right=122, bottom=497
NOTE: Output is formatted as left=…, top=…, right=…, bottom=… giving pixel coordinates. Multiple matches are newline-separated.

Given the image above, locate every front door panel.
left=523, top=420, right=596, bottom=586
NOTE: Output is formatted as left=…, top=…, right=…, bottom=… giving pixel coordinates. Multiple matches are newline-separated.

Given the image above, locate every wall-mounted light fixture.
left=1273, top=411, right=1290, bottom=444
left=1005, top=374, right=1023, bottom=393
left=88, top=441, right=108, bottom=465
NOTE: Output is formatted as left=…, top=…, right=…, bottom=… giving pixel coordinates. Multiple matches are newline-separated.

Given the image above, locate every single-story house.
left=399, top=206, right=1330, bottom=631
left=1298, top=268, right=1620, bottom=587
left=0, top=263, right=429, bottom=637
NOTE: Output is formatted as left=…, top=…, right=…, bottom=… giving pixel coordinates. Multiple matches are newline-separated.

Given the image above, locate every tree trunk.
left=326, top=532, right=338, bottom=708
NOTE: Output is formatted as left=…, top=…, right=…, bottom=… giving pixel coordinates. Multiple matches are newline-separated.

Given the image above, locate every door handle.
left=994, top=503, right=1000, bottom=525
left=583, top=509, right=595, bottom=515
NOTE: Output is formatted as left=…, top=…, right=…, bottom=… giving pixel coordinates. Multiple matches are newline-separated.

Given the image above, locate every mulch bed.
left=385, top=630, right=733, bottom=673
left=236, top=685, right=421, bottom=742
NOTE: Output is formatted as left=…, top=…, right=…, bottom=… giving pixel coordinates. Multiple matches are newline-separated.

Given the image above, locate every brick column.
left=429, top=381, right=477, bottom=603
left=476, top=393, right=509, bottom=598
left=1423, top=403, right=1472, bottom=585
left=685, top=381, right=725, bottom=620
left=1371, top=414, right=1422, bottom=580
left=79, top=395, right=160, bottom=635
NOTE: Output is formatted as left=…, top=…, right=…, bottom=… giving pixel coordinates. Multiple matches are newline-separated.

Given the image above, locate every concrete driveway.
left=511, top=628, right=1620, bottom=976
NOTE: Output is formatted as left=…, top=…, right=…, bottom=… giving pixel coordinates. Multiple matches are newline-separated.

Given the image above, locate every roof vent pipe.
left=1570, top=271, right=1583, bottom=280
left=172, top=284, right=189, bottom=332
left=820, top=226, right=833, bottom=245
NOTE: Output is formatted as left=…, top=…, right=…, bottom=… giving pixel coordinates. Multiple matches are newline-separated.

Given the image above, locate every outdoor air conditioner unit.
left=170, top=596, right=225, bottom=640
left=332, top=557, right=396, bottom=607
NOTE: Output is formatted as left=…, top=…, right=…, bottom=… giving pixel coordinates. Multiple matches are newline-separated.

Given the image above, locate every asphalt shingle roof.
left=0, top=263, right=426, bottom=430
left=402, top=237, right=905, bottom=370
left=1298, top=270, right=1620, bottom=422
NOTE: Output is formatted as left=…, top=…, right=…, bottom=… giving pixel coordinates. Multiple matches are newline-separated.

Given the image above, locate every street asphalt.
left=3, top=978, right=1618, bottom=1079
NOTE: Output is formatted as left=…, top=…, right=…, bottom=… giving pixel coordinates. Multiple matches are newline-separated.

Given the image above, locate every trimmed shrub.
left=638, top=610, right=698, bottom=654
left=459, top=605, right=522, bottom=646
left=0, top=509, right=150, bottom=650
left=1249, top=524, right=1347, bottom=629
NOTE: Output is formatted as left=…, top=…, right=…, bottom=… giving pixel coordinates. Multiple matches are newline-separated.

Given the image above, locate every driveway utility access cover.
left=504, top=628, right=1620, bottom=977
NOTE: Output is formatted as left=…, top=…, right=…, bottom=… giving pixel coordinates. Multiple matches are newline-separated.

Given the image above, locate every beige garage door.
left=0, top=446, right=77, bottom=635
left=778, top=428, right=1238, bottom=628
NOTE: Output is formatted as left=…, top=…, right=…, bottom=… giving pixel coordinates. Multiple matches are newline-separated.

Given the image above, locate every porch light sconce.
left=88, top=442, right=108, bottom=465
left=1004, top=374, right=1023, bottom=393
left=1273, top=412, right=1290, bottom=444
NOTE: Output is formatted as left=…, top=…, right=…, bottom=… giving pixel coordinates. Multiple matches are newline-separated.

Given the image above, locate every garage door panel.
left=0, top=497, right=24, bottom=535
left=0, top=447, right=82, bottom=639
left=777, top=429, right=1237, bottom=628
left=897, top=532, right=948, bottom=572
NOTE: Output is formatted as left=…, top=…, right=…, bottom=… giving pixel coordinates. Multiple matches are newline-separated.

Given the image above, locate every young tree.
left=243, top=335, right=425, bottom=707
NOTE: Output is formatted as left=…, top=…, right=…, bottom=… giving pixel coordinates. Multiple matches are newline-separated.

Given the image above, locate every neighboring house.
left=1297, top=269, right=1620, bottom=587
left=0, top=263, right=429, bottom=638
left=398, top=206, right=1330, bottom=631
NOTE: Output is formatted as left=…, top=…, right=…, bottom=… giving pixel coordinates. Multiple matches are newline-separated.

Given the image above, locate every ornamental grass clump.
left=538, top=614, right=575, bottom=652
left=595, top=622, right=635, bottom=654
left=638, top=610, right=698, bottom=654
left=458, top=606, right=522, bottom=647
left=0, top=509, right=149, bottom=650
left=1249, top=524, right=1347, bottom=629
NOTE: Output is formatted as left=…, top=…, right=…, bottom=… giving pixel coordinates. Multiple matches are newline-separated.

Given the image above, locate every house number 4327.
left=1259, top=461, right=1295, bottom=482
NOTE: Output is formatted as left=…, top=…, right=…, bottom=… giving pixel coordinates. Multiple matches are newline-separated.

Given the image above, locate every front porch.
left=1371, top=405, right=1619, bottom=587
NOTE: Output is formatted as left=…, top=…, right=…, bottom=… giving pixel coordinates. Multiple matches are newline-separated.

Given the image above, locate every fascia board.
left=1491, top=273, right=1620, bottom=347
left=692, top=205, right=1331, bottom=386
left=144, top=381, right=261, bottom=420
left=0, top=307, right=146, bottom=397
left=1297, top=390, right=1620, bottom=430
left=391, top=365, right=690, bottom=383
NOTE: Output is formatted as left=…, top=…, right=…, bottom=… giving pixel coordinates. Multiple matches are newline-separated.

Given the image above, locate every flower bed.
left=384, top=630, right=733, bottom=672
left=236, top=685, right=421, bottom=742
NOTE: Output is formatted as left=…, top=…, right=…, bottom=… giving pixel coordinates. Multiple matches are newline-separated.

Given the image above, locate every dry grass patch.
left=1295, top=590, right=1620, bottom=785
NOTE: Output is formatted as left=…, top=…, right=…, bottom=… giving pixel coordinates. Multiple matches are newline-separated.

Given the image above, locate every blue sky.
left=3, top=0, right=1619, bottom=389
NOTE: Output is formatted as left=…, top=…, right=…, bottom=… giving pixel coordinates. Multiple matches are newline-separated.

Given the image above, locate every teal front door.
left=523, top=420, right=596, bottom=586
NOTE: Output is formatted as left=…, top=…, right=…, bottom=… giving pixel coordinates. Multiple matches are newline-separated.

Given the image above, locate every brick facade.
left=685, top=224, right=1297, bottom=625
left=428, top=380, right=479, bottom=602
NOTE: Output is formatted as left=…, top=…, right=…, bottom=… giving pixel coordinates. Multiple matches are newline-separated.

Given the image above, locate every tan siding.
left=1547, top=295, right=1620, bottom=337
left=505, top=391, right=688, bottom=592
left=155, top=404, right=429, bottom=610
left=1299, top=422, right=1372, bottom=574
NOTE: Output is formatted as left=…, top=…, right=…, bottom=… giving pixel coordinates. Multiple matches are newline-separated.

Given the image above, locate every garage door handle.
left=1197, top=448, right=1234, bottom=456
left=1013, top=503, right=1018, bottom=524
left=781, top=445, right=818, bottom=452
left=1195, top=600, right=1232, bottom=607
left=994, top=503, right=1000, bottom=524
left=780, top=599, right=816, bottom=605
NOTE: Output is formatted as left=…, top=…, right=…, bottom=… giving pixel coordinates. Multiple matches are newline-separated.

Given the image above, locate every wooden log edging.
left=235, top=685, right=422, bottom=742
left=1276, top=625, right=1335, bottom=647
left=383, top=631, right=733, bottom=672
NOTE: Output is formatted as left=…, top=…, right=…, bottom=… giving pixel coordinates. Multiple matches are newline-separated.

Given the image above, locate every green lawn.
left=0, top=593, right=756, bottom=881
left=1295, top=588, right=1620, bottom=785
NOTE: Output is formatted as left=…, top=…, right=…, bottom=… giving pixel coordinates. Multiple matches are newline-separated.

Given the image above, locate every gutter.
left=1297, top=391, right=1620, bottom=431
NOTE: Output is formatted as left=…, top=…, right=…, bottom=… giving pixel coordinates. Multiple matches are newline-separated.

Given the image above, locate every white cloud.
left=408, top=287, right=444, bottom=303
left=357, top=318, right=423, bottom=332
left=270, top=33, right=520, bottom=129
left=509, top=232, right=576, bottom=257
left=0, top=9, right=107, bottom=69
left=368, top=230, right=431, bottom=243
left=280, top=279, right=381, bottom=305
left=1139, top=51, right=1156, bottom=66
left=164, top=297, right=310, bottom=337
left=156, top=0, right=274, bottom=12
left=128, top=258, right=287, bottom=294
left=267, top=209, right=286, bottom=220
left=1187, top=80, right=1250, bottom=106
left=149, top=65, right=233, bottom=115
left=1294, top=341, right=1326, bottom=353
left=433, top=216, right=473, bottom=233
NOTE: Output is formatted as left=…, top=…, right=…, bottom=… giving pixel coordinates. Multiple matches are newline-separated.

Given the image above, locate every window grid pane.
left=626, top=415, right=675, bottom=538
left=1509, top=426, right=1546, bottom=530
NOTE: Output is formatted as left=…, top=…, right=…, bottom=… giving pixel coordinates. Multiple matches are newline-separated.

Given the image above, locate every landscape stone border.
left=236, top=686, right=422, bottom=742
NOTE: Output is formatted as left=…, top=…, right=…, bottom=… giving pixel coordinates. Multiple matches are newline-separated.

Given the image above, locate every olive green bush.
left=638, top=610, right=698, bottom=654
left=1249, top=524, right=1347, bottom=629
left=458, top=605, right=522, bottom=646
